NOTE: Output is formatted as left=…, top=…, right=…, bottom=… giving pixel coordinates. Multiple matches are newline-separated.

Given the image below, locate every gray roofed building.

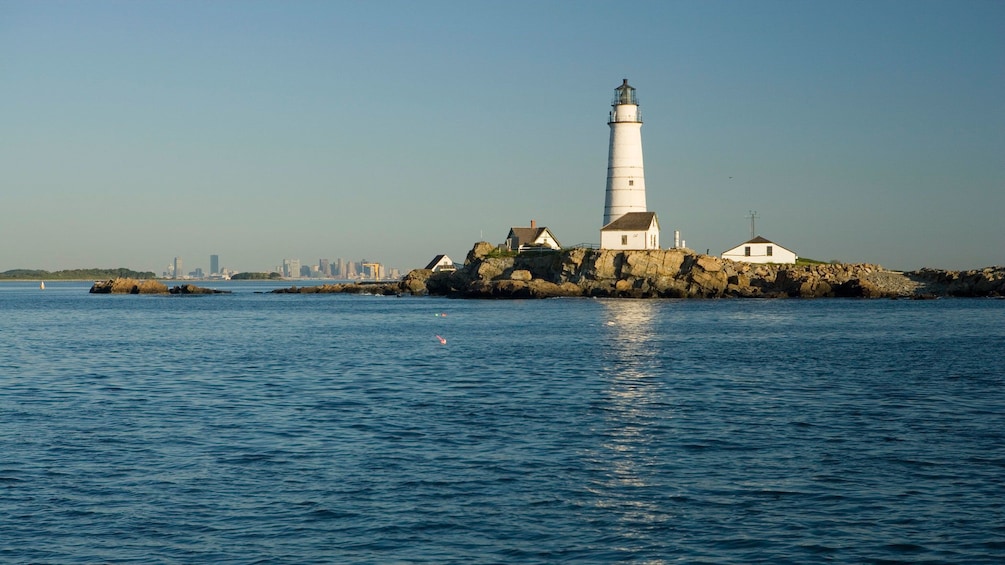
left=601, top=211, right=659, bottom=232
left=600, top=211, right=661, bottom=250
left=505, top=220, right=562, bottom=251
left=424, top=254, right=456, bottom=272
left=721, top=235, right=797, bottom=264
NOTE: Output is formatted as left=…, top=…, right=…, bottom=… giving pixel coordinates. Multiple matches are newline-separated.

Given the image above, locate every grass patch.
left=486, top=248, right=517, bottom=259
left=796, top=257, right=836, bottom=265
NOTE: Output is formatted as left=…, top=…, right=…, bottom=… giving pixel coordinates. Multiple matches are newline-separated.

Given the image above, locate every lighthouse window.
left=628, top=180, right=634, bottom=186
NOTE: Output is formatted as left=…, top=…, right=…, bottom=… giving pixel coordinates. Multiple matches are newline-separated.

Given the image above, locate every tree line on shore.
left=0, top=268, right=157, bottom=280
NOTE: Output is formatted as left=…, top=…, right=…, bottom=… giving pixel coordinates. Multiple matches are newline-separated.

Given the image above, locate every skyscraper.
left=282, top=258, right=301, bottom=278
left=210, top=254, right=219, bottom=275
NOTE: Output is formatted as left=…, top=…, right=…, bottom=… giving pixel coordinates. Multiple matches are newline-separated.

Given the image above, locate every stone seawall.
left=399, top=242, right=1005, bottom=299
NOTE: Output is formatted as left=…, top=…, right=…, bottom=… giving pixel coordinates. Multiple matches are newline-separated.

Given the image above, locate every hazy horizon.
left=3, top=1, right=1003, bottom=273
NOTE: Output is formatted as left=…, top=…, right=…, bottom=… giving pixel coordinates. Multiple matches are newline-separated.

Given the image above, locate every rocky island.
left=89, top=279, right=230, bottom=294
left=393, top=242, right=1004, bottom=299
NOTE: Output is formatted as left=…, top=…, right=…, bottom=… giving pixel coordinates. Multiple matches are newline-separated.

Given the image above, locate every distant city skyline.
left=2, top=1, right=1002, bottom=272
left=161, top=254, right=401, bottom=280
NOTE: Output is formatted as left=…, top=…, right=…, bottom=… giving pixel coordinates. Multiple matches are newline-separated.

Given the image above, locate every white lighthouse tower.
left=600, top=79, right=660, bottom=251
left=603, top=79, right=647, bottom=225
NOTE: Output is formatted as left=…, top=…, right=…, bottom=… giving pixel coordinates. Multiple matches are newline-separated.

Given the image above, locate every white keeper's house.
left=505, top=220, right=562, bottom=252
left=721, top=236, right=797, bottom=264
left=600, top=211, right=660, bottom=250
left=424, top=254, right=457, bottom=272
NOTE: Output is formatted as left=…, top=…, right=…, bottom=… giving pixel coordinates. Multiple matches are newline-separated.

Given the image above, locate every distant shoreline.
left=0, top=277, right=398, bottom=284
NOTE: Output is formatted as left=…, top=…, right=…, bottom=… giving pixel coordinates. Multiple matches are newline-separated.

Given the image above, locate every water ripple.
left=1, top=290, right=1004, bottom=562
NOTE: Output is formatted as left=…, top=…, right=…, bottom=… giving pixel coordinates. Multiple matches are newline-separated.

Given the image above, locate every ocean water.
left=2, top=281, right=1004, bottom=564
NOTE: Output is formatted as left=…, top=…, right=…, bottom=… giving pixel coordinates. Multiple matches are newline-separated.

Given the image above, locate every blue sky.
left=2, top=0, right=1002, bottom=273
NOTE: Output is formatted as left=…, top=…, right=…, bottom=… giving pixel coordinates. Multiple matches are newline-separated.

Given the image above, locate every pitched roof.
left=507, top=227, right=547, bottom=243
left=601, top=211, right=658, bottom=231
left=722, top=236, right=796, bottom=255
left=424, top=254, right=451, bottom=270
left=507, top=226, right=561, bottom=247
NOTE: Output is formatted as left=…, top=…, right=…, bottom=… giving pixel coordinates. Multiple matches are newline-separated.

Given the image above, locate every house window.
left=744, top=246, right=751, bottom=257
left=767, top=246, right=773, bottom=256
left=622, top=235, right=628, bottom=245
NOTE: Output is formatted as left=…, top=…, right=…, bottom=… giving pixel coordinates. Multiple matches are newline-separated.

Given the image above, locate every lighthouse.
left=603, top=79, right=647, bottom=225
left=600, top=79, right=660, bottom=251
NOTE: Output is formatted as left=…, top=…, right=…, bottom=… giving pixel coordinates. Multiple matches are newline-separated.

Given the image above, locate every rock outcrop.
left=89, top=278, right=230, bottom=294
left=398, top=242, right=1005, bottom=299
left=907, top=267, right=1005, bottom=297
left=90, top=278, right=169, bottom=294
left=270, top=282, right=401, bottom=295
left=168, top=284, right=231, bottom=295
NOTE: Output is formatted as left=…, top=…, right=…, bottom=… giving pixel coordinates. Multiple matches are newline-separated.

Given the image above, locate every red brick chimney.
left=530, top=219, right=536, bottom=229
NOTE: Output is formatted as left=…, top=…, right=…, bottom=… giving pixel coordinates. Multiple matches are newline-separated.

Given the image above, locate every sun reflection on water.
left=589, top=300, right=675, bottom=554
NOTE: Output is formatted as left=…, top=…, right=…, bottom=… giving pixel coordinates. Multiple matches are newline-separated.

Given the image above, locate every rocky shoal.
left=89, top=279, right=230, bottom=294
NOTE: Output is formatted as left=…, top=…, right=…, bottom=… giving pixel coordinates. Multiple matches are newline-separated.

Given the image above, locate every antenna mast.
left=747, top=210, right=758, bottom=239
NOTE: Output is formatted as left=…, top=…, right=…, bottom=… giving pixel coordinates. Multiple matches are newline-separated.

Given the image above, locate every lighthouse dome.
left=613, top=79, right=638, bottom=106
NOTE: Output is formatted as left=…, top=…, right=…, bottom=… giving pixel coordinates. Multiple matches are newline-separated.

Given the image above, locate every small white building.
left=424, top=254, right=456, bottom=272
left=600, top=211, right=660, bottom=250
left=721, top=236, right=797, bottom=264
left=505, top=220, right=562, bottom=252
